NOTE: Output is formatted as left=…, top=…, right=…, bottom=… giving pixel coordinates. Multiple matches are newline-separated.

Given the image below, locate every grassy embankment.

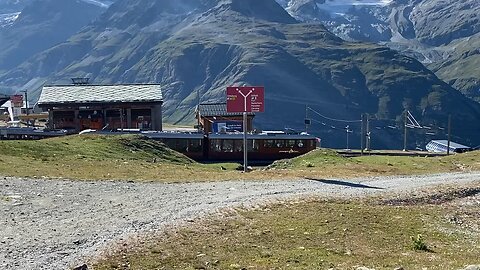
left=93, top=186, right=480, bottom=269
left=0, top=135, right=236, bottom=181
left=268, top=148, right=480, bottom=179
left=0, top=135, right=479, bottom=181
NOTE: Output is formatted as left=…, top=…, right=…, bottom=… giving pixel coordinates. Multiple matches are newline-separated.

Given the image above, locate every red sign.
left=11, top=95, right=23, bottom=107
left=227, top=86, right=265, bottom=113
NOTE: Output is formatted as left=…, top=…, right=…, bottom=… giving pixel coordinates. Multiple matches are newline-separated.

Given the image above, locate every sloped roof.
left=198, top=103, right=255, bottom=117
left=429, top=140, right=471, bottom=150
left=38, top=84, right=162, bottom=105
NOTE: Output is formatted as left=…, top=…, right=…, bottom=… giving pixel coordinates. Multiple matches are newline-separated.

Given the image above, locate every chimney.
left=71, top=77, right=90, bottom=85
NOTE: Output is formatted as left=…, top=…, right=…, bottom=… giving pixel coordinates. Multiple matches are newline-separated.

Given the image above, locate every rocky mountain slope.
left=277, top=0, right=480, bottom=102
left=0, top=0, right=110, bottom=82
left=0, top=0, right=479, bottom=147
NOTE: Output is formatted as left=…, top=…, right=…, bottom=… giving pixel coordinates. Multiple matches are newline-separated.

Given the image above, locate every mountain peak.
left=218, top=0, right=297, bottom=24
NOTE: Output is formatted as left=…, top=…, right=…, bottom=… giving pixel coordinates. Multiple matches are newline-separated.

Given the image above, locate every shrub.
left=411, top=234, right=428, bottom=251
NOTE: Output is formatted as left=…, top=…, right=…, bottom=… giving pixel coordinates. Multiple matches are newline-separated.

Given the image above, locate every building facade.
left=37, top=84, right=163, bottom=132
left=196, top=103, right=255, bottom=134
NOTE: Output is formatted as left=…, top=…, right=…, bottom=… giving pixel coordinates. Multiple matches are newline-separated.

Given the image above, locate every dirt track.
left=1, top=172, right=479, bottom=269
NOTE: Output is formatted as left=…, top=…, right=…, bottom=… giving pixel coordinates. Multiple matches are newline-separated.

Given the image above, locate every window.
left=275, top=140, right=285, bottom=148
left=251, top=140, right=259, bottom=152
left=287, top=140, right=296, bottom=148
left=164, top=139, right=177, bottom=150
left=297, top=140, right=305, bottom=148
left=223, top=140, right=234, bottom=152
left=264, top=140, right=275, bottom=148
left=177, top=139, right=188, bottom=152
left=189, top=140, right=202, bottom=152
left=132, top=109, right=152, bottom=129
left=234, top=140, right=243, bottom=152
left=211, top=139, right=222, bottom=152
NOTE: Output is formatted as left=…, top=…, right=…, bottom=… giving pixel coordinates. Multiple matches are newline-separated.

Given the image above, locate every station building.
left=37, top=82, right=163, bottom=132
left=196, top=103, right=255, bottom=134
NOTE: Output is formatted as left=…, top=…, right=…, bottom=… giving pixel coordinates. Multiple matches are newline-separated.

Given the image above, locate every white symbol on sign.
left=237, top=88, right=254, bottom=112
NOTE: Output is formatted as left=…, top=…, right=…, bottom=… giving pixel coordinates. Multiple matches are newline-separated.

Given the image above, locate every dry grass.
left=92, top=188, right=480, bottom=270
left=0, top=136, right=479, bottom=182
left=268, top=149, right=480, bottom=179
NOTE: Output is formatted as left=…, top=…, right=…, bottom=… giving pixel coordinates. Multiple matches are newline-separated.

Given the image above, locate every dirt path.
left=1, top=172, right=479, bottom=269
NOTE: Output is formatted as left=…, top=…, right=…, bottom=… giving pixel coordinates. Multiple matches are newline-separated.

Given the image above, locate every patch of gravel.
left=0, top=172, right=479, bottom=269
left=380, top=186, right=480, bottom=206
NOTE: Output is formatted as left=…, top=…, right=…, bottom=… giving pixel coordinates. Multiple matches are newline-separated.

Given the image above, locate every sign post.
left=11, top=95, right=23, bottom=121
left=243, top=111, right=247, bottom=172
left=227, top=86, right=265, bottom=172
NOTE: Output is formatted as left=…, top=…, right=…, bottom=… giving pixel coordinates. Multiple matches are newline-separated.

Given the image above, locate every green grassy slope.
left=269, top=148, right=480, bottom=178
left=0, top=134, right=192, bottom=163
left=430, top=33, right=480, bottom=103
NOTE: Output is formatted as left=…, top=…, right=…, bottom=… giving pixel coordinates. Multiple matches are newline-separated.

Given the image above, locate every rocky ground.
left=1, top=172, right=479, bottom=269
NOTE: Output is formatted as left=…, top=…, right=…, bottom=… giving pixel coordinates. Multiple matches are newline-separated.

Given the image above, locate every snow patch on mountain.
left=80, top=0, right=113, bottom=8
left=0, top=12, right=20, bottom=28
left=316, top=0, right=392, bottom=16
left=277, top=0, right=393, bottom=17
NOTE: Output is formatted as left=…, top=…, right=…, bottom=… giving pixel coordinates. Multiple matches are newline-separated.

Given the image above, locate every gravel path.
left=1, top=172, right=479, bottom=269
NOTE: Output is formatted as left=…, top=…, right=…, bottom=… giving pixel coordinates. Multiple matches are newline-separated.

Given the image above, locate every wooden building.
left=196, top=103, right=255, bottom=134
left=37, top=84, right=163, bottom=132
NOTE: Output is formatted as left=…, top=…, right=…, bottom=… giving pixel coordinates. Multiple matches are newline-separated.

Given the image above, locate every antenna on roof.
left=71, top=77, right=90, bottom=85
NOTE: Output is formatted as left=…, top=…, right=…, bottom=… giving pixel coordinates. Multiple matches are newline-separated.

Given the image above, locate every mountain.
left=0, top=0, right=112, bottom=12
left=0, top=0, right=110, bottom=78
left=0, top=0, right=35, bottom=13
left=276, top=0, right=480, bottom=102
left=428, top=33, right=480, bottom=103
left=0, top=0, right=34, bottom=28
left=0, top=0, right=479, bottom=148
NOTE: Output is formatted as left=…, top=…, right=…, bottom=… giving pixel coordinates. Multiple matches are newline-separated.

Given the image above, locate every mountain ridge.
left=277, top=0, right=480, bottom=102
left=0, top=0, right=109, bottom=75
left=0, top=0, right=479, bottom=147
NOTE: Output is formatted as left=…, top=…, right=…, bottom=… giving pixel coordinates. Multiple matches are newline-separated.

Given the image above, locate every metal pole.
left=447, top=114, right=452, bottom=155
left=366, top=113, right=370, bottom=151
left=243, top=111, right=248, bottom=172
left=346, top=125, right=349, bottom=150
left=347, top=129, right=349, bottom=150
left=120, top=108, right=124, bottom=131
left=360, top=114, right=364, bottom=155
left=197, top=89, right=201, bottom=133
left=23, top=90, right=29, bottom=127
left=24, top=91, right=29, bottom=116
left=305, top=105, right=308, bottom=134
left=403, top=111, right=408, bottom=151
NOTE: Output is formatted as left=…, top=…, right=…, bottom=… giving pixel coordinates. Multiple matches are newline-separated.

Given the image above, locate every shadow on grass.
left=306, top=178, right=384, bottom=190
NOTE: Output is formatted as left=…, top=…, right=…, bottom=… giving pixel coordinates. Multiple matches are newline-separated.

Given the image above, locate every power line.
left=307, top=106, right=362, bottom=123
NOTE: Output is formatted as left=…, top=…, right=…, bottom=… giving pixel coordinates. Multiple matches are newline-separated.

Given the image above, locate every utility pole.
left=447, top=114, right=452, bottom=155
left=403, top=110, right=408, bottom=151
left=345, top=125, right=351, bottom=151
left=305, top=105, right=309, bottom=134
left=360, top=114, right=365, bottom=155
left=197, top=88, right=201, bottom=133
left=22, top=90, right=29, bottom=127
left=365, top=113, right=371, bottom=151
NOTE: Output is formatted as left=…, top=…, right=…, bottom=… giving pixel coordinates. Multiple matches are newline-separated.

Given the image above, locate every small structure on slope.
left=426, top=140, right=472, bottom=153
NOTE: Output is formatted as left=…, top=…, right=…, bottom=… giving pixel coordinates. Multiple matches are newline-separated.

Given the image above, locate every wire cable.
left=307, top=106, right=362, bottom=123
